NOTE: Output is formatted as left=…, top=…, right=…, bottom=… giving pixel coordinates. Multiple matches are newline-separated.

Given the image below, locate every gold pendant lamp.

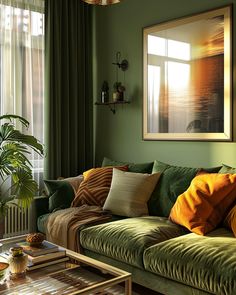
left=82, top=0, right=121, bottom=5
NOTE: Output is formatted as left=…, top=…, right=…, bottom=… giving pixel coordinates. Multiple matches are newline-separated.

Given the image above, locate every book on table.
left=27, top=256, right=69, bottom=271
left=27, top=247, right=66, bottom=264
left=0, top=250, right=69, bottom=271
left=16, top=240, right=59, bottom=256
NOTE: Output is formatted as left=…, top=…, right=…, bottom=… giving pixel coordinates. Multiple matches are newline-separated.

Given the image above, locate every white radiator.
left=3, top=201, right=35, bottom=238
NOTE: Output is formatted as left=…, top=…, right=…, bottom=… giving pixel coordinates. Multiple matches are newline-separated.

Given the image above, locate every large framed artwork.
left=143, top=6, right=232, bottom=141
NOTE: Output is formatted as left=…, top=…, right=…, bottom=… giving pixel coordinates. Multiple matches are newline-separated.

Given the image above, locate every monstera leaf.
left=0, top=114, right=43, bottom=215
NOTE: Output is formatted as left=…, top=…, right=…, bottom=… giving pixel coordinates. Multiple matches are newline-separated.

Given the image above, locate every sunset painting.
left=143, top=6, right=231, bottom=141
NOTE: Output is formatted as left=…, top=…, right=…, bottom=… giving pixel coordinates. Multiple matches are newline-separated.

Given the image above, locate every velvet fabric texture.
left=170, top=173, right=236, bottom=235
left=103, top=169, right=161, bottom=217
left=84, top=249, right=211, bottom=295
left=148, top=160, right=199, bottom=217
left=71, top=166, right=128, bottom=207
left=80, top=216, right=187, bottom=268
left=102, top=157, right=154, bottom=173
left=143, top=228, right=236, bottom=294
left=44, top=175, right=83, bottom=212
left=44, top=180, right=75, bottom=212
left=45, top=0, right=93, bottom=179
left=149, top=160, right=221, bottom=217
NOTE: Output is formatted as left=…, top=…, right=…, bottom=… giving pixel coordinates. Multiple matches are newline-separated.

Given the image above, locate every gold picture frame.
left=143, top=6, right=232, bottom=141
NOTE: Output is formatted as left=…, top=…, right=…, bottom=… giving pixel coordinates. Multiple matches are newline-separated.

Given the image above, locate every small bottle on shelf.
left=101, top=81, right=109, bottom=103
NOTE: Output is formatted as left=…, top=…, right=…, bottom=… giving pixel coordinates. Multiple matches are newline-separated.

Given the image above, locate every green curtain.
left=44, top=0, right=93, bottom=179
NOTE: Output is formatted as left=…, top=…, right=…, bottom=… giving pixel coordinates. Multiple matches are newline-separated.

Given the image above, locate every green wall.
left=93, top=0, right=236, bottom=168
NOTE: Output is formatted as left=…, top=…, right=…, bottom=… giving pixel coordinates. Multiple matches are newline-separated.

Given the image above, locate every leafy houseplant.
left=0, top=114, right=44, bottom=217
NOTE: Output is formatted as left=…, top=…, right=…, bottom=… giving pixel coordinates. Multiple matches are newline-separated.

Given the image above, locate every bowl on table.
left=26, top=233, right=44, bottom=246
left=0, top=262, right=9, bottom=283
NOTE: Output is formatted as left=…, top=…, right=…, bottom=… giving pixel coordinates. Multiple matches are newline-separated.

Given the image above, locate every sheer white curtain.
left=0, top=0, right=44, bottom=191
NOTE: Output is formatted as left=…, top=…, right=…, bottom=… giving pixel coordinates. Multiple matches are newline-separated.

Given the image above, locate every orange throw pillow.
left=224, top=205, right=236, bottom=237
left=71, top=166, right=128, bottom=207
left=169, top=173, right=236, bottom=235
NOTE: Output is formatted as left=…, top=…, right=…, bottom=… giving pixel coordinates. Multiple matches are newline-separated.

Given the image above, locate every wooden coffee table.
left=0, top=235, right=132, bottom=295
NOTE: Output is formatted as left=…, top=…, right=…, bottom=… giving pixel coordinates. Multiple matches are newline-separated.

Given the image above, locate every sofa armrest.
left=33, top=196, right=49, bottom=220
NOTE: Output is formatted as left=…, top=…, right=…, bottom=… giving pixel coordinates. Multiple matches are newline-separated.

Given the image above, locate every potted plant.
left=0, top=114, right=43, bottom=218
left=113, top=82, right=126, bottom=102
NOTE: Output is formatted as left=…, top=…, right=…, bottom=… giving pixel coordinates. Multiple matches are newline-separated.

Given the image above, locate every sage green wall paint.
left=93, top=0, right=236, bottom=168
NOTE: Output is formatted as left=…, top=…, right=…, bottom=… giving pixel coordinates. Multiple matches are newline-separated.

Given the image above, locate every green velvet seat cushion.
left=102, top=157, right=153, bottom=173
left=37, top=213, right=51, bottom=234
left=148, top=160, right=221, bottom=217
left=80, top=216, right=188, bottom=268
left=143, top=228, right=236, bottom=295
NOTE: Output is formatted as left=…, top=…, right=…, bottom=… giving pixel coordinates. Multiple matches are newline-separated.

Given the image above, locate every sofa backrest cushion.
left=44, top=175, right=83, bottom=212
left=148, top=160, right=221, bottom=217
left=148, top=160, right=199, bottom=217
left=102, top=157, right=153, bottom=174
left=103, top=168, right=161, bottom=217
left=169, top=173, right=236, bottom=235
left=71, top=166, right=128, bottom=207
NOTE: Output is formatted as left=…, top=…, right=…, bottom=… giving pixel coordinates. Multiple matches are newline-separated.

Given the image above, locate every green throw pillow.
left=218, top=164, right=236, bottom=174
left=148, top=160, right=222, bottom=217
left=44, top=180, right=75, bottom=212
left=102, top=157, right=153, bottom=173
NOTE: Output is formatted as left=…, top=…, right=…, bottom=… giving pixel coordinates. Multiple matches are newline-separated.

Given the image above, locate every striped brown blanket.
left=46, top=205, right=112, bottom=252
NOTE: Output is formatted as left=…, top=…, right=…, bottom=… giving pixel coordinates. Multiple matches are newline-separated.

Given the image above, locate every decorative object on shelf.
left=95, top=51, right=129, bottom=114
left=81, top=0, right=121, bottom=5
left=101, top=81, right=109, bottom=103
left=112, top=51, right=128, bottom=103
left=113, top=82, right=126, bottom=102
left=26, top=233, right=44, bottom=246
left=8, top=247, right=28, bottom=276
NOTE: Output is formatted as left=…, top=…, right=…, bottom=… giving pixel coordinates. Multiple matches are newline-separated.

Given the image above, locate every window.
left=147, top=35, right=191, bottom=133
left=0, top=0, right=44, bottom=190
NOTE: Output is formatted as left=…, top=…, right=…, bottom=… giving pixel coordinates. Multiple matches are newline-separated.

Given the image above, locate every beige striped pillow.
left=71, top=166, right=128, bottom=207
left=103, top=168, right=161, bottom=217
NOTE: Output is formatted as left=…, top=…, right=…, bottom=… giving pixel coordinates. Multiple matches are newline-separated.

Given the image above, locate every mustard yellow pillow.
left=224, top=205, right=236, bottom=236
left=83, top=168, right=95, bottom=180
left=169, top=173, right=236, bottom=235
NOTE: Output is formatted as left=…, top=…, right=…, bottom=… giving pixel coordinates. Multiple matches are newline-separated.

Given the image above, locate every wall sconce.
left=95, top=51, right=130, bottom=114
left=112, top=52, right=128, bottom=71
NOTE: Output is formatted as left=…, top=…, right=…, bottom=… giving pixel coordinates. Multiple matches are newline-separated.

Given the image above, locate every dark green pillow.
left=218, top=164, right=236, bottom=174
left=102, top=157, right=153, bottom=174
left=44, top=180, right=75, bottom=212
left=148, top=160, right=222, bottom=217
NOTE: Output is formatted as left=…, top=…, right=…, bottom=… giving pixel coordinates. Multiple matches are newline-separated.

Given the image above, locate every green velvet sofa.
left=37, top=159, right=236, bottom=295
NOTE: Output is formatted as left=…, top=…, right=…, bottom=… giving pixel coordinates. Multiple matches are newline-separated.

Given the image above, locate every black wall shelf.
left=95, top=100, right=130, bottom=114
